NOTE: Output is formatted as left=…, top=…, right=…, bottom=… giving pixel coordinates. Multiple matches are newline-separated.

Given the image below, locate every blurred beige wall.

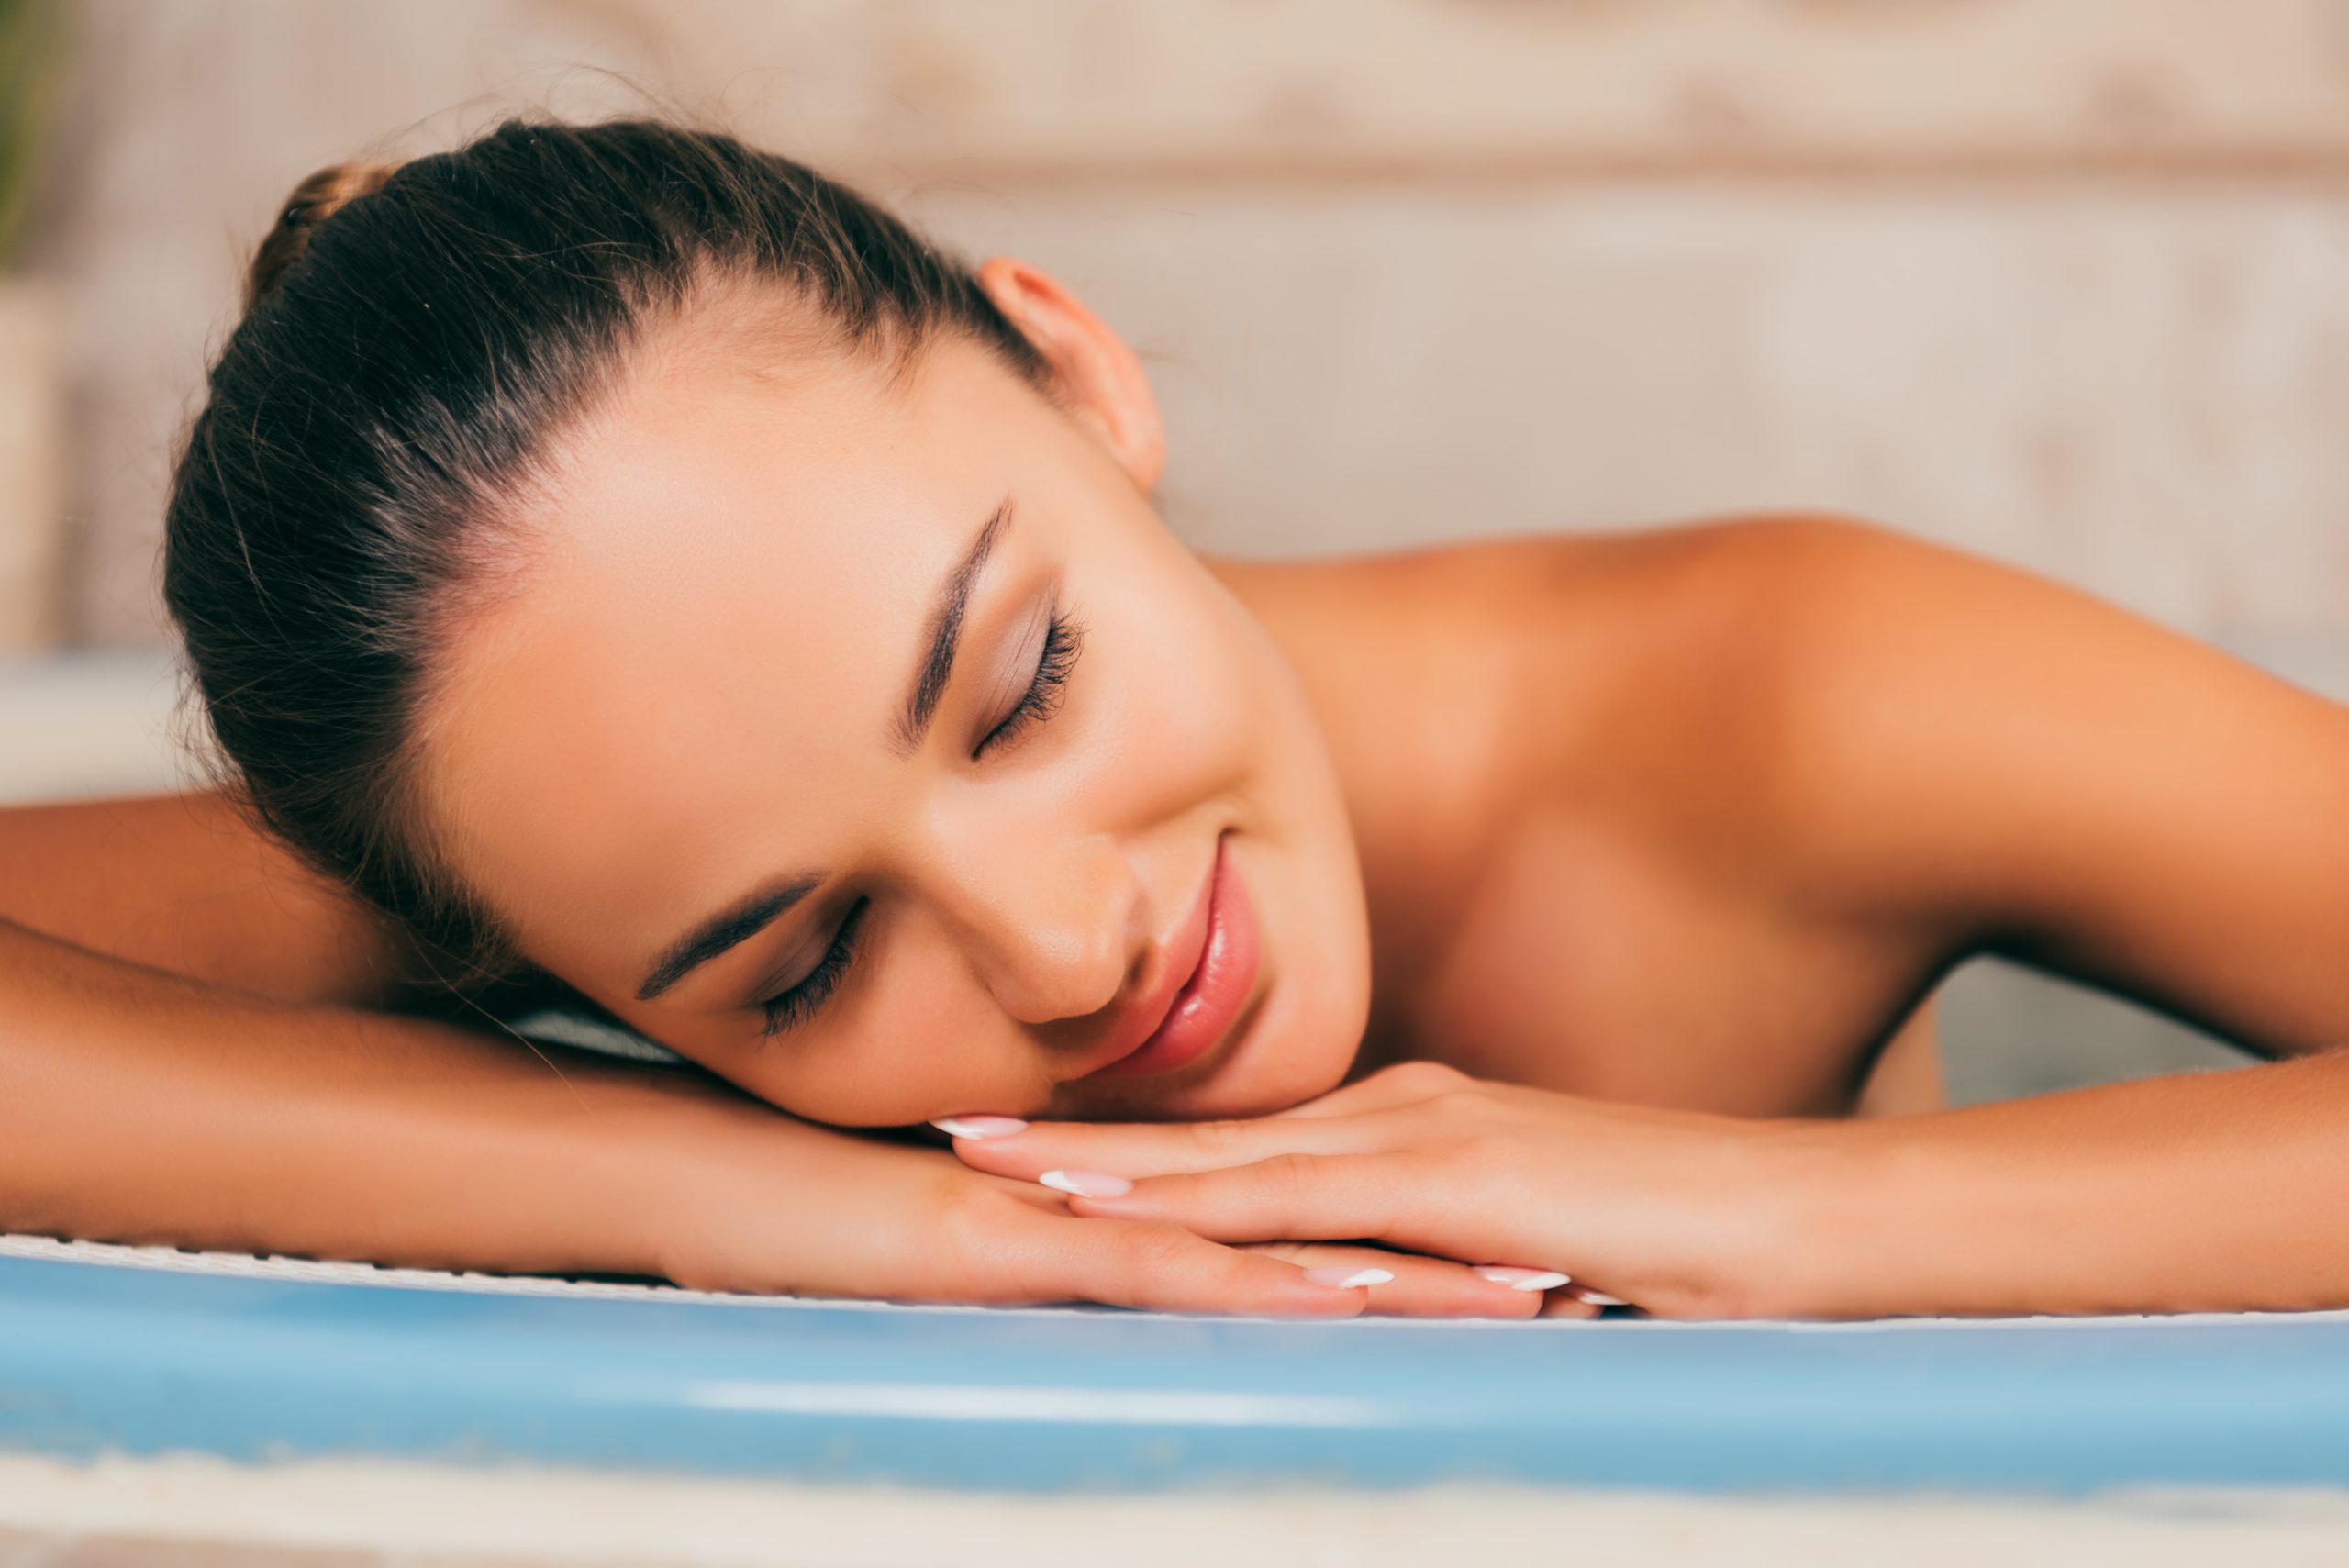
left=20, top=0, right=2349, bottom=645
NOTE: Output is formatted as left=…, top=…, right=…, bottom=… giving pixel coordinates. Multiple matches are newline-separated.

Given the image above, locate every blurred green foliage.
left=0, top=0, right=64, bottom=270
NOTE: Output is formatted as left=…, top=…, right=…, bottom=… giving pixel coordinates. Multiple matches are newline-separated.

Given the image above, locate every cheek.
left=715, top=1040, right=1024, bottom=1129
left=1219, top=659, right=1375, bottom=1115
left=1102, top=578, right=1374, bottom=1118
left=706, top=924, right=1054, bottom=1127
left=1078, top=608, right=1261, bottom=821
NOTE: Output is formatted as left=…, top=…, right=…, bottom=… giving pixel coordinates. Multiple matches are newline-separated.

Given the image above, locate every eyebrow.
left=635, top=873, right=821, bottom=1002
left=894, top=495, right=1013, bottom=759
left=631, top=496, right=1014, bottom=1005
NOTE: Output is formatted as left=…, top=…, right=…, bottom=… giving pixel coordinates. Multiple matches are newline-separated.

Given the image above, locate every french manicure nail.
left=930, top=1116, right=1030, bottom=1140
left=1303, top=1266, right=1394, bottom=1290
left=1569, top=1287, right=1626, bottom=1307
left=1039, top=1168, right=1133, bottom=1198
left=1474, top=1266, right=1572, bottom=1292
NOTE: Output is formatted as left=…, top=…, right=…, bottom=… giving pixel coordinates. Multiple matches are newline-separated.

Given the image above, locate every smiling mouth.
left=1081, top=830, right=1261, bottom=1083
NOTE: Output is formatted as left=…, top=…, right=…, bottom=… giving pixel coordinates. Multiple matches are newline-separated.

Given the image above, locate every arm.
left=0, top=905, right=697, bottom=1273
left=0, top=908, right=1446, bottom=1311
left=942, top=1051, right=2349, bottom=1318
left=1746, top=516, right=2349, bottom=1313
left=0, top=791, right=666, bottom=1267
left=0, top=795, right=1506, bottom=1314
left=1768, top=1049, right=2349, bottom=1316
left=1751, top=517, right=2349, bottom=1059
left=0, top=790, right=429, bottom=1007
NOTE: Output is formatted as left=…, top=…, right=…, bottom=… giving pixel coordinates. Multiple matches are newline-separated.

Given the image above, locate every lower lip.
left=1090, top=835, right=1261, bottom=1080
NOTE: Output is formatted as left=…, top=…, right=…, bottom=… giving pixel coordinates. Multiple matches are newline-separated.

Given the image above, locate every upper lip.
left=1075, top=842, right=1219, bottom=1078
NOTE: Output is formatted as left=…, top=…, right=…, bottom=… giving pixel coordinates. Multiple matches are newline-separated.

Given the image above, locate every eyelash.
left=757, top=896, right=868, bottom=1037
left=974, top=608, right=1084, bottom=760
left=754, top=606, right=1086, bottom=1038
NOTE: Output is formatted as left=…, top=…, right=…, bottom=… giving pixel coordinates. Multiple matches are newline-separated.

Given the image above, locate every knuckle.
left=1189, top=1118, right=1254, bottom=1158
left=1425, top=1129, right=1508, bottom=1188
left=1261, top=1151, right=1322, bottom=1195
left=1427, top=1086, right=1496, bottom=1124
left=1378, top=1061, right=1467, bottom=1095
left=1117, top=1220, right=1203, bottom=1276
left=1242, top=1241, right=1316, bottom=1265
left=930, top=1186, right=1024, bottom=1293
left=933, top=1177, right=1012, bottom=1240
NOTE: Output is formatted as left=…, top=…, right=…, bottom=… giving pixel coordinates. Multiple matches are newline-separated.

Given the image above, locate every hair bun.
left=243, top=161, right=400, bottom=313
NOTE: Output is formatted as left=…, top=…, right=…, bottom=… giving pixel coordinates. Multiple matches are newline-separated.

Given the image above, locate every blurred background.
left=4, top=0, right=2345, bottom=1100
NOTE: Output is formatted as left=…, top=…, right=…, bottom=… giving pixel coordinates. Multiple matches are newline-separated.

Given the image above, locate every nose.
left=923, top=826, right=1145, bottom=1028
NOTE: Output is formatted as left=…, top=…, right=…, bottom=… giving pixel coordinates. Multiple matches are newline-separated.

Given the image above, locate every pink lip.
left=1081, top=832, right=1260, bottom=1082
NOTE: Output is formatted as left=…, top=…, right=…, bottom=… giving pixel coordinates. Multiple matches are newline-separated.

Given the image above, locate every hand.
left=941, top=1062, right=1809, bottom=1318
left=644, top=1093, right=1556, bottom=1318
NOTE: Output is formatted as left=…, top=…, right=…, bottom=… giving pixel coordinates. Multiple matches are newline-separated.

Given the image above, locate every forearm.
left=1767, top=1051, right=2349, bottom=1318
left=0, top=791, right=427, bottom=1007
left=0, top=914, right=777, bottom=1278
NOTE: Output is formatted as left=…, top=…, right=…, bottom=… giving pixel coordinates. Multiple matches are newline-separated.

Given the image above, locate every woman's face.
left=418, top=262, right=1372, bottom=1127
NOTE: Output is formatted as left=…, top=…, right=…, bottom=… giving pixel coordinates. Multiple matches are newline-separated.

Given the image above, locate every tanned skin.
left=1242, top=516, right=2347, bottom=1110
left=6, top=513, right=2343, bottom=1317
left=955, top=517, right=2349, bottom=1317
left=5, top=230, right=2343, bottom=1323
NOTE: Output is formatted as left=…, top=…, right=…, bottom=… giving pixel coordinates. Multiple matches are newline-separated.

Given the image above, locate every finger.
left=1247, top=1243, right=1544, bottom=1320
left=1539, top=1292, right=1606, bottom=1320
left=1061, top=1151, right=1442, bottom=1252
left=941, top=1108, right=1387, bottom=1184
left=1014, top=1210, right=1375, bottom=1318
left=1264, top=1060, right=1474, bottom=1121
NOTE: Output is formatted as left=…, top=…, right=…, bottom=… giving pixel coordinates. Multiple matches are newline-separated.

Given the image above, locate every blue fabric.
left=4, top=1251, right=2348, bottom=1492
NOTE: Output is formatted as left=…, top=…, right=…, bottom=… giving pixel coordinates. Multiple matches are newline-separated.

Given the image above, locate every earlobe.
left=975, top=257, right=1165, bottom=491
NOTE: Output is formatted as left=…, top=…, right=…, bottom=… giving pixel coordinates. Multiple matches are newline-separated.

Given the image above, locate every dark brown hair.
left=163, top=117, right=1050, bottom=977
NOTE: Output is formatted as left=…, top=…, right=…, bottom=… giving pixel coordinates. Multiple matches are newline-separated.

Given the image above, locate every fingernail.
left=930, top=1116, right=1030, bottom=1140
left=1569, top=1287, right=1626, bottom=1307
left=1039, top=1168, right=1133, bottom=1198
left=1474, top=1266, right=1572, bottom=1292
left=1303, top=1266, right=1394, bottom=1290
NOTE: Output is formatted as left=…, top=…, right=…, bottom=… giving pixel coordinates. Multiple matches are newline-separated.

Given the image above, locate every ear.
left=975, top=256, right=1165, bottom=492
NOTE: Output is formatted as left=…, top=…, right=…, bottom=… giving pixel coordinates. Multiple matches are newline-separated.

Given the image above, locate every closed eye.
left=752, top=605, right=1085, bottom=1040
left=974, top=606, right=1084, bottom=760
left=755, top=897, right=868, bottom=1038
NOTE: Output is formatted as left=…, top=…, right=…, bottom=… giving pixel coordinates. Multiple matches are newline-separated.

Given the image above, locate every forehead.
left=419, top=337, right=1012, bottom=967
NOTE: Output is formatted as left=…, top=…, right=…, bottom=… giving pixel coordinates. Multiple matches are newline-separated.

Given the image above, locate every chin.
left=1181, top=715, right=1375, bottom=1118
left=1074, top=1017, right=1353, bottom=1124
left=1215, top=975, right=1366, bottom=1117
left=1154, top=863, right=1371, bottom=1120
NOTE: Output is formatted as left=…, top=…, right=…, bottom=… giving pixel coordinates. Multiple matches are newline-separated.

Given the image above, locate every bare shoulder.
left=1658, top=515, right=2349, bottom=1050
left=1219, top=515, right=1898, bottom=787
left=1707, top=510, right=2349, bottom=828
left=1235, top=516, right=2349, bottom=1054
left=1489, top=510, right=2348, bottom=1052
left=1217, top=516, right=1833, bottom=662
left=1216, top=515, right=1891, bottom=884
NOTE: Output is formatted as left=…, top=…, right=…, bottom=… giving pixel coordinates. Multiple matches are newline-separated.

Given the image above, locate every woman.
left=4, top=117, right=2343, bottom=1321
